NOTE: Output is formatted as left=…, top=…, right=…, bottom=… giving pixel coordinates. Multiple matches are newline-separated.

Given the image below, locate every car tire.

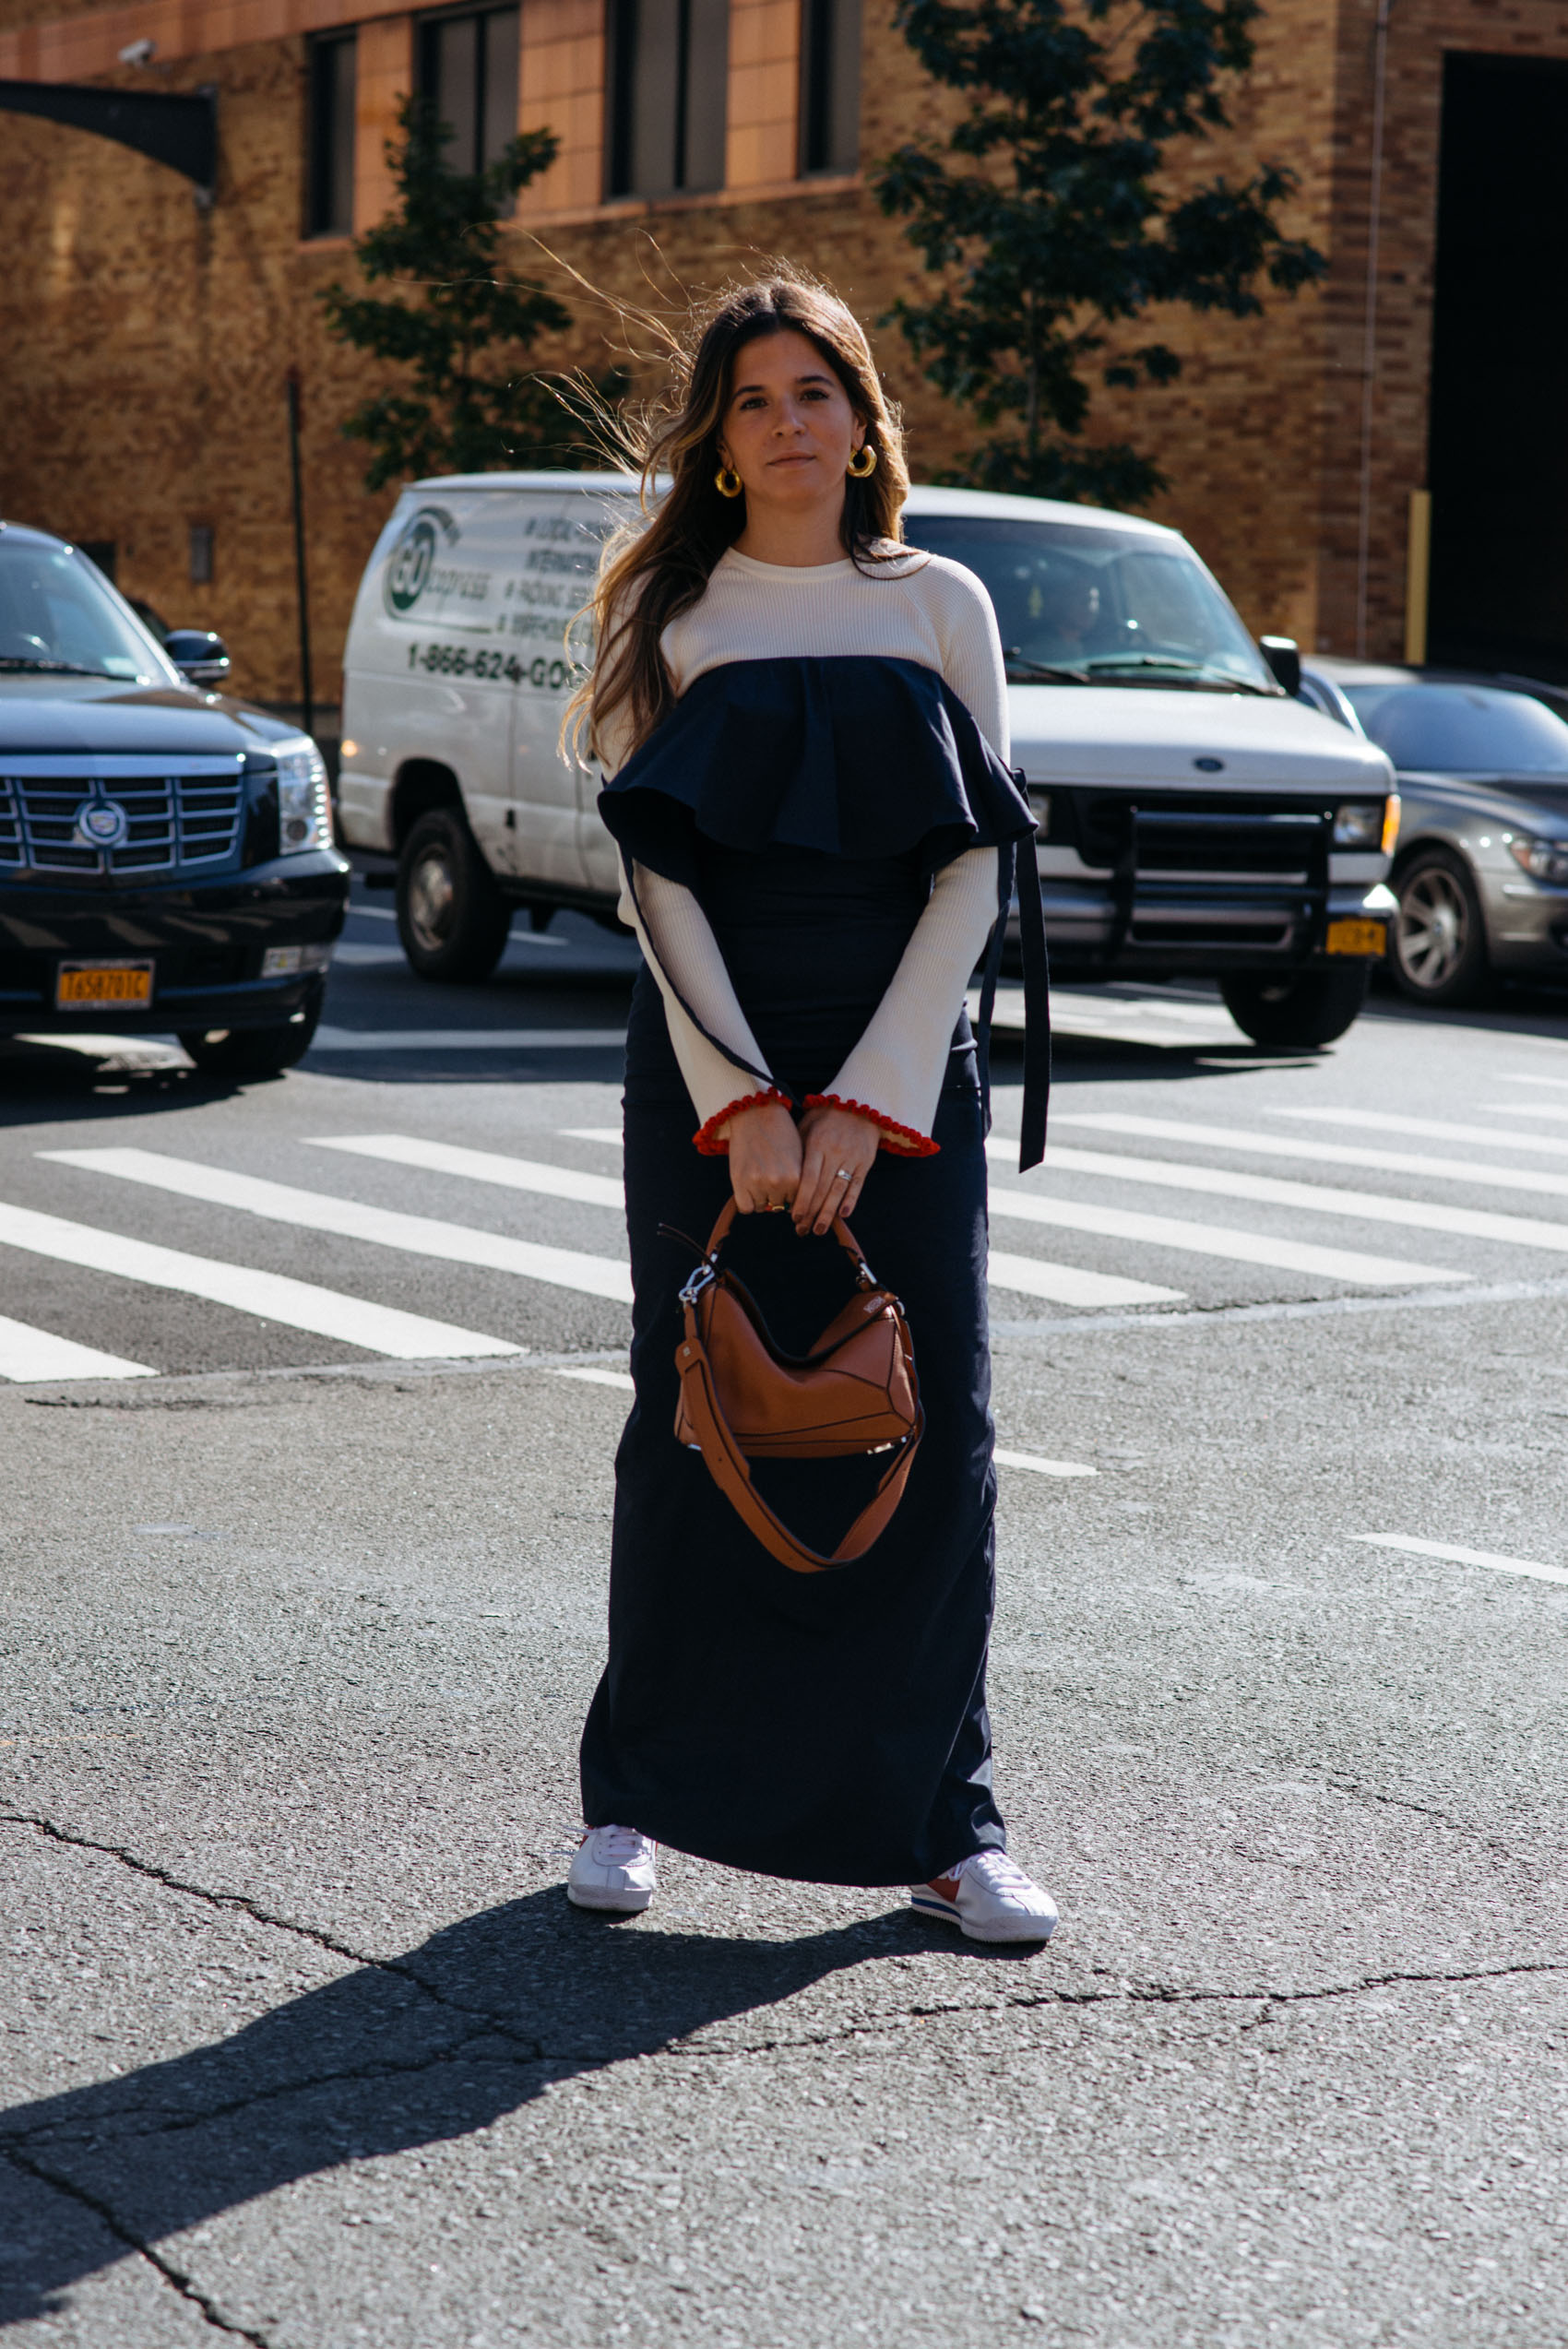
left=1390, top=848, right=1490, bottom=1006
left=1219, top=965, right=1371, bottom=1050
left=397, top=809, right=512, bottom=983
left=179, top=987, right=323, bottom=1079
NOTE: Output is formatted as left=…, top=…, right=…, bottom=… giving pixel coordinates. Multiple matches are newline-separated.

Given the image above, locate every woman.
left=564, top=272, right=1055, bottom=1943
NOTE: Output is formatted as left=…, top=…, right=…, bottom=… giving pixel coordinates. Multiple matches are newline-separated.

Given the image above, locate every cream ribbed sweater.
left=606, top=546, right=1010, bottom=1150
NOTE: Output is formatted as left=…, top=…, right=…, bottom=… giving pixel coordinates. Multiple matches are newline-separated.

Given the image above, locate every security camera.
left=117, top=36, right=157, bottom=64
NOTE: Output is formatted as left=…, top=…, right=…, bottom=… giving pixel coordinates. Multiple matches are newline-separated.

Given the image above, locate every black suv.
left=0, top=523, right=348, bottom=1075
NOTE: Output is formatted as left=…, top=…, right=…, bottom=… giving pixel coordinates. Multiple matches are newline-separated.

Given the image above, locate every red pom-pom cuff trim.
left=693, top=1086, right=792, bottom=1155
left=803, top=1094, right=940, bottom=1157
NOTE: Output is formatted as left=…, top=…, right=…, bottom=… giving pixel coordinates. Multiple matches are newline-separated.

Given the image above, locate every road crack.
left=0, top=1811, right=545, bottom=2054
left=1, top=2141, right=276, bottom=2345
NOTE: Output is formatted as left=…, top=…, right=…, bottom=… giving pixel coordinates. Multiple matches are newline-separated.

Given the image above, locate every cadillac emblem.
left=75, top=798, right=130, bottom=849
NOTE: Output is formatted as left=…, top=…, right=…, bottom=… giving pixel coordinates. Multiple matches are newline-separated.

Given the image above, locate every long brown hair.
left=564, top=269, right=910, bottom=765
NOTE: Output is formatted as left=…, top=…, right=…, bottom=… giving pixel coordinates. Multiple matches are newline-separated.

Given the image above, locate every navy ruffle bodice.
left=597, top=654, right=1050, bottom=1169
left=597, top=656, right=1036, bottom=883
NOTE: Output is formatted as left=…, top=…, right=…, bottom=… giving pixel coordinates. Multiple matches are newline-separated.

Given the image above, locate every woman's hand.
left=793, top=1103, right=880, bottom=1236
left=726, top=1101, right=803, bottom=1215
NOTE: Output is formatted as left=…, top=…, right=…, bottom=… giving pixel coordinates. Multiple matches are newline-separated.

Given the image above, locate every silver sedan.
left=1298, top=658, right=1568, bottom=1004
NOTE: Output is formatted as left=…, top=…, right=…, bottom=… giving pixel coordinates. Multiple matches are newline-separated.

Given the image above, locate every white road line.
left=981, top=1164, right=1465, bottom=1286
left=0, top=1202, right=518, bottom=1358
left=1276, top=1106, right=1568, bottom=1160
left=326, top=944, right=406, bottom=967
left=42, top=1149, right=635, bottom=1306
left=1351, top=1533, right=1568, bottom=1589
left=988, top=1253, right=1184, bottom=1306
left=995, top=1449, right=1097, bottom=1477
left=562, top=1128, right=624, bottom=1147
left=310, top=1026, right=627, bottom=1051
left=1499, top=1072, right=1568, bottom=1091
left=552, top=1367, right=636, bottom=1391
left=348, top=1132, right=1184, bottom=1309
left=309, top=1133, right=626, bottom=1209
left=348, top=905, right=567, bottom=947
left=1052, top=1110, right=1568, bottom=1213
left=0, top=1313, right=154, bottom=1382
left=988, top=1135, right=1568, bottom=1256
left=1479, top=1102, right=1568, bottom=1121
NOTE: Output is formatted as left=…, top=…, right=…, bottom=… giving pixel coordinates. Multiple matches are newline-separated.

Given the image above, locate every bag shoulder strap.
left=674, top=1307, right=924, bottom=1576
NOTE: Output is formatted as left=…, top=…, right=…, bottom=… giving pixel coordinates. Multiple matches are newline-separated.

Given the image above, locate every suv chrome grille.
left=0, top=765, right=245, bottom=877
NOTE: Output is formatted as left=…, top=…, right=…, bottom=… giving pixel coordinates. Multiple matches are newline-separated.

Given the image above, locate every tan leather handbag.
left=671, top=1199, right=924, bottom=1576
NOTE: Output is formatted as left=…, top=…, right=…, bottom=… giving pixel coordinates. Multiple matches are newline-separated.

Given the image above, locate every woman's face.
left=718, top=327, right=864, bottom=512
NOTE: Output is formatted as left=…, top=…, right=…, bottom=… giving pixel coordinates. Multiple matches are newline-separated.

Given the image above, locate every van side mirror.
left=165, top=629, right=232, bottom=687
left=1259, top=635, right=1301, bottom=696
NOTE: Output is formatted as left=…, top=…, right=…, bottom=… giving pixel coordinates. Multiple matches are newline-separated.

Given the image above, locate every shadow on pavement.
left=0, top=1888, right=911, bottom=2321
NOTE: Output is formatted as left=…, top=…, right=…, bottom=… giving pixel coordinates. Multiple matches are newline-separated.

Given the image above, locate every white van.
left=339, top=472, right=1398, bottom=1048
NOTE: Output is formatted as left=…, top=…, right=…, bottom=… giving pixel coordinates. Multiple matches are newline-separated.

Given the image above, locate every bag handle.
left=674, top=1308, right=924, bottom=1576
left=681, top=1197, right=880, bottom=1299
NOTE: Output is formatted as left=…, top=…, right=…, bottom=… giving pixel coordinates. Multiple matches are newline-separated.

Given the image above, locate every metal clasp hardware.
left=854, top=1258, right=875, bottom=1289
left=679, top=1260, right=718, bottom=1309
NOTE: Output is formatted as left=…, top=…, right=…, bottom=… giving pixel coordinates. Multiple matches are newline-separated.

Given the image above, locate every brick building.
left=1, top=0, right=1565, bottom=706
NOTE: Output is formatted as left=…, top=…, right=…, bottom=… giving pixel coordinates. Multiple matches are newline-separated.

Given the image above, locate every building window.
left=418, top=5, right=521, bottom=178
left=607, top=0, right=729, bottom=198
left=800, top=0, right=860, bottom=176
left=307, top=30, right=357, bottom=236
left=188, top=525, right=215, bottom=587
left=80, top=541, right=118, bottom=584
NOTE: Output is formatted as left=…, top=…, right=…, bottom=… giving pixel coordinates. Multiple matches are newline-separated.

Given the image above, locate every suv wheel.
left=1391, top=848, right=1489, bottom=1005
left=1219, top=965, right=1371, bottom=1050
left=179, top=987, right=323, bottom=1079
left=397, top=810, right=512, bottom=983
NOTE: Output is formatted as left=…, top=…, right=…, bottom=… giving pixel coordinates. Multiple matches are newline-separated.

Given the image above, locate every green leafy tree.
left=321, top=97, right=576, bottom=491
left=875, top=0, right=1325, bottom=504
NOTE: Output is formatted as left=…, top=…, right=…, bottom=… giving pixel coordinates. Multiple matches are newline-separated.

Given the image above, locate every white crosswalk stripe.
left=311, top=1133, right=1185, bottom=1310
left=983, top=1180, right=1464, bottom=1287
left=990, top=1136, right=1568, bottom=1255
left=1052, top=1109, right=1568, bottom=1206
left=0, top=1312, right=154, bottom=1382
left=308, top=1133, right=626, bottom=1209
left=41, top=1148, right=634, bottom=1304
left=0, top=1202, right=519, bottom=1358
left=311, top=1026, right=627, bottom=1051
left=1276, top=1106, right=1568, bottom=1159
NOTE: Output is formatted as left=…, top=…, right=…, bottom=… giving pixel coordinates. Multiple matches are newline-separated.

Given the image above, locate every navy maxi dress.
left=578, top=656, right=1047, bottom=1888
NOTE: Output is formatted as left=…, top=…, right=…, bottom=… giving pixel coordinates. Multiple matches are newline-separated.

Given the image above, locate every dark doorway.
left=1427, top=53, right=1568, bottom=682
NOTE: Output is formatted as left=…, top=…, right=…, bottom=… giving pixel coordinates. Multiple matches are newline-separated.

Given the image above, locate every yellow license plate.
left=1324, top=918, right=1387, bottom=958
left=55, top=960, right=155, bottom=1008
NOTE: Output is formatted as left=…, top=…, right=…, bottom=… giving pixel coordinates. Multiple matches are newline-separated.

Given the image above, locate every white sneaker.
left=566, top=1824, right=658, bottom=1914
left=909, top=1849, right=1058, bottom=1944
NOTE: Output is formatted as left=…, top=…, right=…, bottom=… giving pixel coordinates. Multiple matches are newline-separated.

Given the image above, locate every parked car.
left=0, top=522, right=347, bottom=1074
left=1299, top=658, right=1568, bottom=1004
left=339, top=474, right=1398, bottom=1050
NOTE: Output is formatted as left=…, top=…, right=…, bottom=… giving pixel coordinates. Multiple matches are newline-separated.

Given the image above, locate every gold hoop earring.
left=847, top=444, right=878, bottom=480
left=715, top=464, right=742, bottom=499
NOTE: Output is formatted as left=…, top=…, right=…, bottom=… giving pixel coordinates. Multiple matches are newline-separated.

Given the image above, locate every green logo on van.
left=384, top=505, right=458, bottom=616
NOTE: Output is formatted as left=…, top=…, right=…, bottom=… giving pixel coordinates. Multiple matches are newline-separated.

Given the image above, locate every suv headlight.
left=1506, top=835, right=1568, bottom=886
left=276, top=741, right=333, bottom=853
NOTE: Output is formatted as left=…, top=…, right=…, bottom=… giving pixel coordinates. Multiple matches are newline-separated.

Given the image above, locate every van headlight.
left=276, top=741, right=333, bottom=853
left=1506, top=835, right=1568, bottom=886
left=1333, top=801, right=1386, bottom=848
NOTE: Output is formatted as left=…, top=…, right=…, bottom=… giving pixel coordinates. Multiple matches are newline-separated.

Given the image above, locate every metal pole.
left=1354, top=0, right=1392, bottom=659
left=285, top=370, right=315, bottom=741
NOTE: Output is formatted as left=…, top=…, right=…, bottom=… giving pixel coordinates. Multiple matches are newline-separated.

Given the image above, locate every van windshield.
left=900, top=515, right=1277, bottom=693
left=0, top=540, right=174, bottom=684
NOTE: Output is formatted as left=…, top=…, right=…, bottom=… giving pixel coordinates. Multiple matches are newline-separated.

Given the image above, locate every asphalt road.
left=4, top=890, right=1568, bottom=2347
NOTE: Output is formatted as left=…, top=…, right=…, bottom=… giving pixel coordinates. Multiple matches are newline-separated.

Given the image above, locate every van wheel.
left=179, top=990, right=322, bottom=1079
left=1391, top=848, right=1489, bottom=1005
left=397, top=811, right=512, bottom=982
left=1219, top=966, right=1370, bottom=1049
